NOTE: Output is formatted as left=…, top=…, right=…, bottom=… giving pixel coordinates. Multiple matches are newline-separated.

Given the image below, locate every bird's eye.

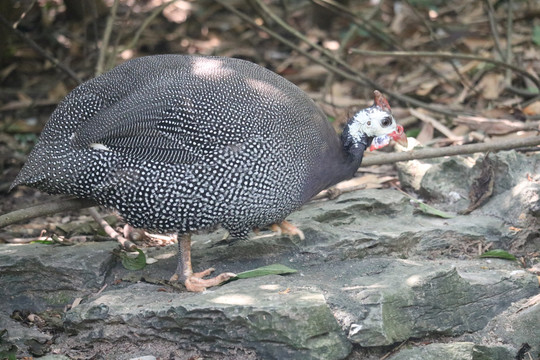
left=381, top=116, right=392, bottom=127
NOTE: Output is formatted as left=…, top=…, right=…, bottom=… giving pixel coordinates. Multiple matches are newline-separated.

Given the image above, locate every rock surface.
left=0, top=242, right=116, bottom=313
left=386, top=342, right=514, bottom=360
left=63, top=278, right=351, bottom=360
left=1, top=150, right=539, bottom=359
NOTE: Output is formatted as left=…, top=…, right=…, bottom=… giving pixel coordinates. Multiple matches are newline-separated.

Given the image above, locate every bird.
left=11, top=55, right=407, bottom=292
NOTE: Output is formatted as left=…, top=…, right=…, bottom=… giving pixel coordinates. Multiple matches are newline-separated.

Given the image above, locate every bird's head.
left=341, top=90, right=408, bottom=160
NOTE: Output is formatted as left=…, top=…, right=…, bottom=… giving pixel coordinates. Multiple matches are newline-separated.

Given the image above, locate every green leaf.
left=415, top=201, right=454, bottom=218
left=410, top=198, right=454, bottom=219
left=30, top=240, right=55, bottom=245
left=480, top=249, right=517, bottom=261
left=234, top=264, right=297, bottom=279
left=533, top=25, right=540, bottom=47
left=0, top=352, right=16, bottom=360
left=405, top=128, right=421, bottom=138
left=120, top=248, right=147, bottom=270
left=397, top=189, right=454, bottom=219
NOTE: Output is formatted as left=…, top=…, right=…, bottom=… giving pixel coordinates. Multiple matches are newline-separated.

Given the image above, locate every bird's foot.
left=170, top=268, right=236, bottom=292
left=270, top=220, right=305, bottom=240
left=185, top=271, right=236, bottom=292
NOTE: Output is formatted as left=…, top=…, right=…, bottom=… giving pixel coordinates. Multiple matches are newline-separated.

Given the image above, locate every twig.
left=122, top=0, right=179, bottom=53
left=504, top=0, right=514, bottom=84
left=0, top=198, right=95, bottom=228
left=409, top=108, right=459, bottom=141
left=0, top=14, right=82, bottom=84
left=217, top=0, right=462, bottom=117
left=12, top=0, right=38, bottom=29
left=0, top=99, right=59, bottom=112
left=217, top=0, right=366, bottom=89
left=310, top=0, right=397, bottom=48
left=350, top=49, right=540, bottom=92
left=0, top=197, right=135, bottom=250
left=254, top=0, right=464, bottom=108
left=95, top=0, right=119, bottom=75
left=484, top=0, right=505, bottom=61
left=317, top=0, right=462, bottom=93
left=361, top=135, right=540, bottom=167
left=380, top=340, right=408, bottom=360
left=401, top=0, right=461, bottom=92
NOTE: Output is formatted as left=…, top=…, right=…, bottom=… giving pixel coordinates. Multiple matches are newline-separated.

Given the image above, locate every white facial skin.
left=348, top=106, right=397, bottom=142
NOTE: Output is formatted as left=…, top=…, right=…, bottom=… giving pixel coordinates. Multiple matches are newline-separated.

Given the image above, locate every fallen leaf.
left=523, top=101, right=540, bottom=116
left=71, top=297, right=83, bottom=309
left=478, top=73, right=505, bottom=100
left=120, top=248, right=147, bottom=271
left=416, top=121, right=434, bottom=145
left=460, top=153, right=494, bottom=214
left=480, top=249, right=517, bottom=261
left=455, top=116, right=540, bottom=135
left=233, top=264, right=297, bottom=279
left=411, top=200, right=455, bottom=219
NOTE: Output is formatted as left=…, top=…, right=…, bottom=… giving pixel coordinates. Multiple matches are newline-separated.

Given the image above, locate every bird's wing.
left=71, top=88, right=227, bottom=164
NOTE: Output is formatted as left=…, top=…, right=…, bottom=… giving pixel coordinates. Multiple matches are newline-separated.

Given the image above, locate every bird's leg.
left=87, top=207, right=137, bottom=250
left=270, top=220, right=305, bottom=240
left=170, top=233, right=236, bottom=292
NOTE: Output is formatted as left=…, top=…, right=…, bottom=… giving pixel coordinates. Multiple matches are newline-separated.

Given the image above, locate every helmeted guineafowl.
left=11, top=55, right=407, bottom=292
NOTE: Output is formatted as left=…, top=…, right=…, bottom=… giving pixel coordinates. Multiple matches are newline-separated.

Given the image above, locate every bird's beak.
left=389, top=125, right=408, bottom=147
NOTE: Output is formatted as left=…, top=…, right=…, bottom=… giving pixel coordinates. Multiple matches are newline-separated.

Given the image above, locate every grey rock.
left=465, top=295, right=540, bottom=357
left=287, top=189, right=513, bottom=259
left=0, top=242, right=117, bottom=313
left=386, top=342, right=513, bottom=360
left=0, top=311, right=52, bottom=357
left=63, top=277, right=352, bottom=360
left=295, top=258, right=538, bottom=347
left=397, top=151, right=540, bottom=223
left=398, top=155, right=476, bottom=205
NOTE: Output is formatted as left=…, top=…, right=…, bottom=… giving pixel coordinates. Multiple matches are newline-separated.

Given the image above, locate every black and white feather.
left=12, top=55, right=401, bottom=238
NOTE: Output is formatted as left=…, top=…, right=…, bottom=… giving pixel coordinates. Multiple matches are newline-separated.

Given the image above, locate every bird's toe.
left=273, top=220, right=305, bottom=240
left=184, top=272, right=236, bottom=292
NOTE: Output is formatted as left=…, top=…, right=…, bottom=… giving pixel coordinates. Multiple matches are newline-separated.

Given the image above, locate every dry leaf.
left=523, top=101, right=540, bottom=116
left=460, top=154, right=494, bottom=214
left=410, top=108, right=458, bottom=140
left=482, top=106, right=527, bottom=121
left=478, top=73, right=505, bottom=100
left=416, top=122, right=434, bottom=145
left=455, top=116, right=540, bottom=135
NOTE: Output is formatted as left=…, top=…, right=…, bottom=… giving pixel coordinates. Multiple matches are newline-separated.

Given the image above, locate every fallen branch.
left=95, top=0, right=119, bottom=76
left=0, top=198, right=95, bottom=228
left=122, top=0, right=180, bottom=53
left=362, top=135, right=540, bottom=166
left=0, top=14, right=82, bottom=84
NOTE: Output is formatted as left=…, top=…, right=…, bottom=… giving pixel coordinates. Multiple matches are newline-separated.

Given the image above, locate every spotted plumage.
left=12, top=55, right=406, bottom=291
